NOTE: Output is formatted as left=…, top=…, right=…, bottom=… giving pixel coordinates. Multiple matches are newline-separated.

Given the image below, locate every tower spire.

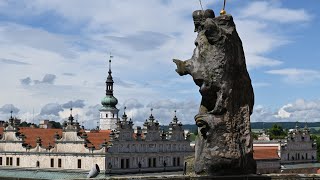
left=106, top=54, right=114, bottom=96
left=99, top=53, right=119, bottom=130
left=109, top=53, right=113, bottom=74
left=10, top=110, right=13, bottom=119
left=68, top=107, right=74, bottom=123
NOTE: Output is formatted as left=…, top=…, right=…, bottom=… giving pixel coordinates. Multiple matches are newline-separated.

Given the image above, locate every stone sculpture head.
left=192, top=9, right=215, bottom=32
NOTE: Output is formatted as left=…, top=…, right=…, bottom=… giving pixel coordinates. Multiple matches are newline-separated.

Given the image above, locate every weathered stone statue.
left=173, top=9, right=256, bottom=175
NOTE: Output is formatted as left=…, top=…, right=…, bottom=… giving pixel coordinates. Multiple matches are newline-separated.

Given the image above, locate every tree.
left=251, top=132, right=258, bottom=140
left=311, top=135, right=320, bottom=161
left=193, top=128, right=198, bottom=136
left=49, top=121, right=62, bottom=129
left=268, top=124, right=287, bottom=140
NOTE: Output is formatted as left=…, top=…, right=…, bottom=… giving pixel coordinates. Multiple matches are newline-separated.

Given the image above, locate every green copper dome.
left=101, top=95, right=118, bottom=108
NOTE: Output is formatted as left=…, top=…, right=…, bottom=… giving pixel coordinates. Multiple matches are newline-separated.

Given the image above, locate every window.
left=36, top=161, right=40, bottom=167
left=51, top=158, right=54, bottom=167
left=6, top=157, right=9, bottom=166
left=0, top=157, right=2, bottom=166
left=148, top=158, right=152, bottom=168
left=106, top=114, right=108, bottom=118
left=153, top=158, right=156, bottom=167
left=306, top=153, right=308, bottom=160
left=121, top=159, right=125, bottom=169
left=77, top=159, right=81, bottom=169
left=177, top=157, right=180, bottom=166
left=126, top=159, right=130, bottom=169
left=9, top=157, right=12, bottom=166
left=58, top=159, right=62, bottom=168
left=173, top=157, right=176, bottom=166
left=16, top=158, right=20, bottom=166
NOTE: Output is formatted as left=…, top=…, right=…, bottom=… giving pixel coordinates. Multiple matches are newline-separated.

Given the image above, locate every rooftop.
left=253, top=146, right=280, bottom=160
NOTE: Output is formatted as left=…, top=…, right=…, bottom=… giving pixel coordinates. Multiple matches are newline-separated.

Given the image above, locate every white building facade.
left=280, top=124, right=317, bottom=164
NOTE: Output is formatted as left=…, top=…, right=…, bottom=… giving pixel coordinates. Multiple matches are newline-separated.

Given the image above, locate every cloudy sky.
left=0, top=0, right=319, bottom=128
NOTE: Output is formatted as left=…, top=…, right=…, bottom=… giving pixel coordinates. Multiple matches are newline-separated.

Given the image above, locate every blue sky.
left=0, top=0, right=319, bottom=128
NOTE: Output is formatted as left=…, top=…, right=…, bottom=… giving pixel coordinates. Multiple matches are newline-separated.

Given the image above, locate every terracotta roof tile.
left=19, top=127, right=62, bottom=149
left=1, top=127, right=111, bottom=151
left=86, top=130, right=111, bottom=150
left=253, top=146, right=280, bottom=160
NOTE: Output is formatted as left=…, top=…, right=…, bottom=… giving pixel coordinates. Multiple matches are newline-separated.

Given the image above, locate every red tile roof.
left=86, top=130, right=111, bottom=149
left=253, top=146, right=280, bottom=160
left=0, top=127, right=112, bottom=150
left=19, top=127, right=63, bottom=149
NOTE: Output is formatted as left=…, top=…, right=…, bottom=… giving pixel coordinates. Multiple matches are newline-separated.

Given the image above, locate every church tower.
left=99, top=56, right=119, bottom=130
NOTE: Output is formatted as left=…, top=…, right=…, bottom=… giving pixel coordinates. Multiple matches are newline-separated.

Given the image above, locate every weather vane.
left=220, top=0, right=227, bottom=15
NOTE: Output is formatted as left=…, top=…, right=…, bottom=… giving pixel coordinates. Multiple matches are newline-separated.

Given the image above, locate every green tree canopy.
left=268, top=124, right=287, bottom=140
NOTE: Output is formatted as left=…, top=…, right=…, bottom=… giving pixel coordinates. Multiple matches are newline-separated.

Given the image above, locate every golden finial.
left=220, top=0, right=227, bottom=15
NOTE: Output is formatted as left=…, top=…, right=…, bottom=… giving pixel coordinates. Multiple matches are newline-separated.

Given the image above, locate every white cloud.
left=0, top=1, right=315, bottom=128
left=235, top=17, right=287, bottom=69
left=251, top=105, right=278, bottom=122
left=252, top=99, right=320, bottom=123
left=234, top=1, right=311, bottom=69
left=275, top=104, right=292, bottom=119
left=266, top=68, right=320, bottom=84
left=276, top=99, right=320, bottom=122
left=240, top=1, right=312, bottom=23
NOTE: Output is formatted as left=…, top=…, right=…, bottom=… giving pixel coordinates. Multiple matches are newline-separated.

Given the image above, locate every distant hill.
left=250, top=122, right=320, bottom=130
left=162, top=122, right=320, bottom=133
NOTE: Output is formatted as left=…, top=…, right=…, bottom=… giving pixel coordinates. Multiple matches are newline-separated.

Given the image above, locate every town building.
left=0, top=58, right=193, bottom=174
left=253, top=124, right=319, bottom=174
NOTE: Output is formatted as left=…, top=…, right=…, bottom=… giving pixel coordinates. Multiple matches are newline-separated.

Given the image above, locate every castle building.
left=280, top=123, right=317, bottom=164
left=0, top=58, right=193, bottom=174
left=253, top=123, right=318, bottom=174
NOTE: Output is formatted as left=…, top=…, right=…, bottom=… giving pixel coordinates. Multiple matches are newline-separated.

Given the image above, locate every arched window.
left=36, top=161, right=40, bottom=167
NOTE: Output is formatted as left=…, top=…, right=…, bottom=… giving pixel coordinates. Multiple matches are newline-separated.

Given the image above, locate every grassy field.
left=252, top=129, right=263, bottom=133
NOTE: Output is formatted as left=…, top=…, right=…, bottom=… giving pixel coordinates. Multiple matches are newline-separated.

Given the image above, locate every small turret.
left=168, top=110, right=185, bottom=141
